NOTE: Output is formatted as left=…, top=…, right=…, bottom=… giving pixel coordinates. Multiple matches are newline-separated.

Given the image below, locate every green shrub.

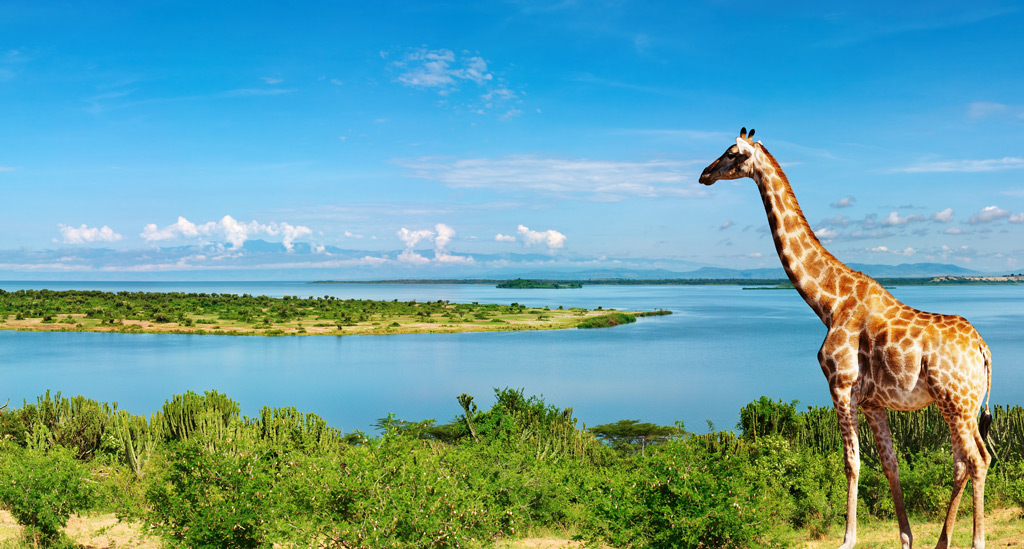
left=576, top=312, right=636, bottom=329
left=0, top=442, right=95, bottom=547
left=145, top=438, right=280, bottom=548
left=582, top=435, right=785, bottom=548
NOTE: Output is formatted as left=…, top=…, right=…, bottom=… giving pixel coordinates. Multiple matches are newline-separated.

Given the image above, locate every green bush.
left=576, top=312, right=636, bottom=329
left=144, top=438, right=280, bottom=548
left=583, top=435, right=785, bottom=548
left=0, top=442, right=95, bottom=547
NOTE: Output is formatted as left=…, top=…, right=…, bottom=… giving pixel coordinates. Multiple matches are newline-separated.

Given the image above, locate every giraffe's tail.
left=979, top=342, right=994, bottom=445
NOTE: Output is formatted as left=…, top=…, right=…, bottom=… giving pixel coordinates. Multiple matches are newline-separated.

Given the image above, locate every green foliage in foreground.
left=1, top=391, right=1024, bottom=548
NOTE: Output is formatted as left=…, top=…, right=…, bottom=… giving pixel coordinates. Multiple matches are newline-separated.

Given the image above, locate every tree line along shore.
left=0, top=389, right=1022, bottom=547
left=0, top=289, right=670, bottom=336
left=313, top=275, right=1024, bottom=287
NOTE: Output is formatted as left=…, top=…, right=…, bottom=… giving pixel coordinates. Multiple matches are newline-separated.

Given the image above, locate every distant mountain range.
left=477, top=263, right=981, bottom=281
left=0, top=238, right=988, bottom=281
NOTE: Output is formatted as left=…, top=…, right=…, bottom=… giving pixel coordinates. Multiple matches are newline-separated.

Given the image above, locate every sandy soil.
left=6, top=508, right=1017, bottom=548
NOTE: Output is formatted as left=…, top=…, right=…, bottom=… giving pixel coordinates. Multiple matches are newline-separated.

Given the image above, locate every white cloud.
left=434, top=223, right=455, bottom=250
left=1009, top=213, right=1024, bottom=223
left=396, top=227, right=434, bottom=264
left=517, top=225, right=566, bottom=250
left=495, top=233, right=517, bottom=243
left=830, top=195, right=855, bottom=208
left=931, top=208, right=955, bottom=223
left=398, top=154, right=704, bottom=201
left=814, top=227, right=838, bottom=239
left=433, top=223, right=474, bottom=264
left=395, top=224, right=474, bottom=264
left=894, top=156, right=1024, bottom=173
left=944, top=227, right=965, bottom=234
left=58, top=224, right=124, bottom=244
left=968, top=205, right=1011, bottom=224
left=260, top=76, right=283, bottom=84
left=880, top=211, right=925, bottom=226
left=870, top=246, right=889, bottom=253
left=719, top=220, right=733, bottom=230
left=0, top=166, right=17, bottom=172
left=264, top=221, right=313, bottom=251
left=140, top=215, right=312, bottom=251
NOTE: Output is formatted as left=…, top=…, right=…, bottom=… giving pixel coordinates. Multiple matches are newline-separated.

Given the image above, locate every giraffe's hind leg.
left=935, top=406, right=988, bottom=549
left=863, top=406, right=912, bottom=549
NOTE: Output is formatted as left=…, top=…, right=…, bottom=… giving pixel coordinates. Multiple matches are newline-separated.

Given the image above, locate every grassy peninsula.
left=0, top=289, right=665, bottom=336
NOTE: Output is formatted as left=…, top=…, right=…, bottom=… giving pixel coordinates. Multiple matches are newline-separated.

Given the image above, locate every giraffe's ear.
left=735, top=136, right=754, bottom=154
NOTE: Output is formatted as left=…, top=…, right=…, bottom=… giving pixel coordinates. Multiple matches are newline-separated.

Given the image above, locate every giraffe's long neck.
left=752, top=146, right=852, bottom=326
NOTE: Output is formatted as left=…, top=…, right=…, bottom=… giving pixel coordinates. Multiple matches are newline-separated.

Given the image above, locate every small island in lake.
left=496, top=278, right=583, bottom=289
left=0, top=289, right=668, bottom=336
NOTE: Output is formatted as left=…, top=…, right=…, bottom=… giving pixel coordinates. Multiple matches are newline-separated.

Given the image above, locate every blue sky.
left=2, top=1, right=1023, bottom=279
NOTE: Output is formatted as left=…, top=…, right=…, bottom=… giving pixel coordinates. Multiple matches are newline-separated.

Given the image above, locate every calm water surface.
left=1, top=281, right=1021, bottom=434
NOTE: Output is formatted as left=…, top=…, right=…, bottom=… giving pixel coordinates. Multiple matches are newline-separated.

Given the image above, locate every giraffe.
left=698, top=128, right=993, bottom=549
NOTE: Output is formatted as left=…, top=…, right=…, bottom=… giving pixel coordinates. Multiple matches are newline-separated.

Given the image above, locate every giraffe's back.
left=855, top=295, right=989, bottom=412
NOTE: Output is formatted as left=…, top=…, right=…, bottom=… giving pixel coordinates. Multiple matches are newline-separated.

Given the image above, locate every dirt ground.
left=1, top=508, right=1021, bottom=548
left=0, top=510, right=160, bottom=548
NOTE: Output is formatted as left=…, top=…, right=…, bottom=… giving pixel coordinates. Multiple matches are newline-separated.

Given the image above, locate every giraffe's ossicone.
left=699, top=128, right=992, bottom=549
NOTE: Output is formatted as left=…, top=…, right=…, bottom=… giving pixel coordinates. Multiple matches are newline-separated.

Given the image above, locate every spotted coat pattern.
left=699, top=129, right=993, bottom=549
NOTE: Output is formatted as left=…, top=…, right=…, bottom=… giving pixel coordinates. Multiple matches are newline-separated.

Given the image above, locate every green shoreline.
left=0, top=289, right=670, bottom=337
left=312, top=276, right=1024, bottom=287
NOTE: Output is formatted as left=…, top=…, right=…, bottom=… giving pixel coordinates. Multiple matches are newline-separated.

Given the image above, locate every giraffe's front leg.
left=863, top=406, right=913, bottom=549
left=832, top=387, right=860, bottom=549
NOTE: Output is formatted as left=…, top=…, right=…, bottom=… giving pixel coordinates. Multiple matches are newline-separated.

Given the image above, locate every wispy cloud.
left=880, top=211, right=925, bottom=227
left=397, top=154, right=705, bottom=201
left=893, top=156, right=1024, bottom=173
left=389, top=47, right=520, bottom=116
left=830, top=195, right=855, bottom=208
left=57, top=224, right=124, bottom=244
left=395, top=49, right=492, bottom=90
left=0, top=166, right=18, bottom=172
left=867, top=245, right=917, bottom=256
left=220, top=87, right=296, bottom=97
left=967, top=101, right=1024, bottom=121
left=85, top=84, right=295, bottom=114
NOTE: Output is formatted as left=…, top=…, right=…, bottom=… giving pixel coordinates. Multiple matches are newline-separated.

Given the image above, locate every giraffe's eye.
left=726, top=151, right=736, bottom=159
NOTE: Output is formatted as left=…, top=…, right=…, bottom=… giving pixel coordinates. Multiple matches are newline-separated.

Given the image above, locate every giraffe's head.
left=699, top=127, right=758, bottom=185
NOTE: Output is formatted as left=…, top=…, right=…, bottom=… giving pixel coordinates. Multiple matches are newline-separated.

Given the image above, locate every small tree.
left=590, top=419, right=679, bottom=456
left=738, top=396, right=802, bottom=441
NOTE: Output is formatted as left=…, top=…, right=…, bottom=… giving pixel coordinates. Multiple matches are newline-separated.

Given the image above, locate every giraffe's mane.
left=756, top=142, right=827, bottom=250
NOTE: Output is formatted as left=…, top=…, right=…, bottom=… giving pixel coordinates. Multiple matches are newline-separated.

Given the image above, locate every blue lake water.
left=1, top=281, right=1021, bottom=434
